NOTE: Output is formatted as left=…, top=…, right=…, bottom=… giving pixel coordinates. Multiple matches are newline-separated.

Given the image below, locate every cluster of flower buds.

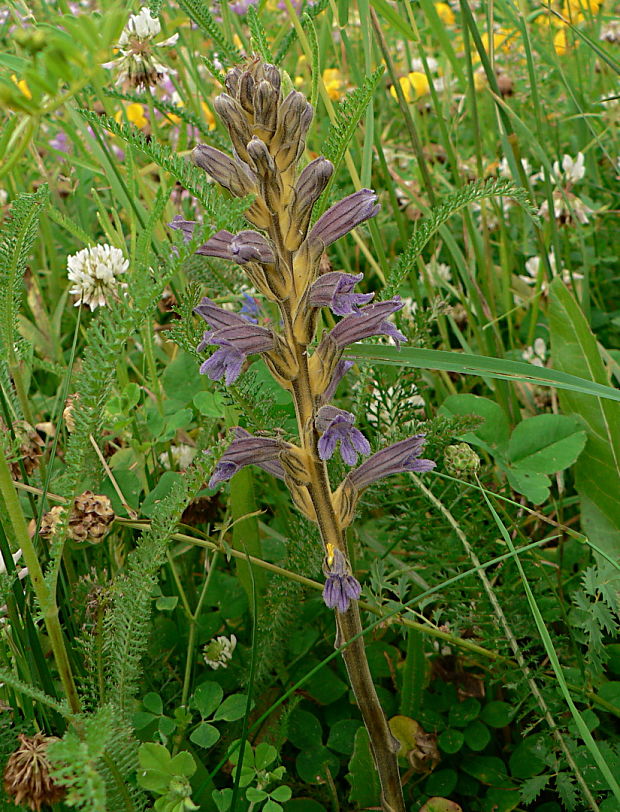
left=177, top=58, right=435, bottom=613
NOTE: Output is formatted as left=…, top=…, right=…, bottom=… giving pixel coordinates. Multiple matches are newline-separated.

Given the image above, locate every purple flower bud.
left=309, top=272, right=374, bottom=316
left=325, top=298, right=407, bottom=349
left=209, top=427, right=285, bottom=488
left=316, top=406, right=371, bottom=466
left=192, top=143, right=256, bottom=196
left=347, top=435, right=435, bottom=490
left=195, top=297, right=248, bottom=332
left=321, top=360, right=354, bottom=404
left=308, top=189, right=380, bottom=249
left=322, top=547, right=361, bottom=613
left=168, top=215, right=197, bottom=243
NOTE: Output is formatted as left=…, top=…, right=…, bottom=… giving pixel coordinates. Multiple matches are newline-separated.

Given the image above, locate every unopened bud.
left=214, top=94, right=253, bottom=164
left=444, top=443, right=480, bottom=476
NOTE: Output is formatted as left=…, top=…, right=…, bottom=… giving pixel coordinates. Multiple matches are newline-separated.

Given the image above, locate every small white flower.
left=0, top=188, right=8, bottom=206
left=498, top=156, right=534, bottom=181
left=203, top=634, right=237, bottom=670
left=538, top=189, right=590, bottom=225
left=425, top=259, right=451, bottom=284
left=103, top=6, right=178, bottom=89
left=0, top=549, right=22, bottom=575
left=410, top=56, right=439, bottom=73
left=159, top=444, right=196, bottom=470
left=522, top=337, right=547, bottom=367
left=67, top=244, right=128, bottom=310
left=551, top=152, right=585, bottom=186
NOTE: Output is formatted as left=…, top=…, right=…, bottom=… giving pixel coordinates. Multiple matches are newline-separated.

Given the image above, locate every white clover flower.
left=522, top=337, right=547, bottom=367
left=410, top=56, right=439, bottom=73
left=498, top=156, right=534, bottom=182
left=538, top=189, right=590, bottom=225
left=103, top=6, right=179, bottom=90
left=425, top=259, right=452, bottom=284
left=0, top=188, right=8, bottom=206
left=159, top=444, right=196, bottom=470
left=552, top=152, right=585, bottom=186
left=0, top=549, right=22, bottom=575
left=67, top=244, right=128, bottom=310
left=203, top=634, right=237, bottom=670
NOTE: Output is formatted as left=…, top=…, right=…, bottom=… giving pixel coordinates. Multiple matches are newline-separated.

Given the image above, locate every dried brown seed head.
left=3, top=732, right=65, bottom=811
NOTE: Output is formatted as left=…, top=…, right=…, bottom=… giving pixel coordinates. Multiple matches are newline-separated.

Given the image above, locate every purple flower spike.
left=199, top=323, right=275, bottom=384
left=348, top=435, right=436, bottom=490
left=309, top=272, right=374, bottom=316
left=308, top=189, right=380, bottom=249
left=316, top=406, right=371, bottom=466
left=327, top=298, right=407, bottom=349
left=322, top=547, right=362, bottom=613
left=209, top=427, right=285, bottom=488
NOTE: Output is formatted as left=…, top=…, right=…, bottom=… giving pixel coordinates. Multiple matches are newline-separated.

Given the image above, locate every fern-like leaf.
left=0, top=186, right=47, bottom=378
left=273, top=0, right=329, bottom=64
left=247, top=6, right=273, bottom=63
left=385, top=178, right=538, bottom=297
left=79, top=110, right=249, bottom=229
left=177, top=0, right=242, bottom=65
left=312, top=67, right=385, bottom=220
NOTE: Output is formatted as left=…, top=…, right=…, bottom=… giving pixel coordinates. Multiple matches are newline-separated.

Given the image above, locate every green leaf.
left=463, top=721, right=491, bottom=752
left=296, top=746, right=339, bottom=785
left=212, top=693, right=249, bottom=722
left=212, top=788, right=232, bottom=812
left=507, top=415, right=587, bottom=474
left=509, top=740, right=546, bottom=779
left=141, top=473, right=184, bottom=518
left=190, top=722, right=221, bottom=749
left=480, top=701, right=513, bottom=728
left=548, top=280, right=620, bottom=560
left=346, top=728, right=381, bottom=805
left=425, top=769, right=458, bottom=797
left=156, top=596, right=179, bottom=611
left=370, top=0, right=415, bottom=38
left=506, top=468, right=551, bottom=504
left=520, top=775, right=549, bottom=804
left=440, top=394, right=510, bottom=447
left=254, top=742, right=277, bottom=770
left=168, top=751, right=197, bottom=778
left=288, top=709, right=323, bottom=750
left=263, top=802, right=283, bottom=812
left=346, top=344, right=620, bottom=403
left=449, top=698, right=481, bottom=727
left=326, top=719, right=362, bottom=755
left=139, top=742, right=172, bottom=772
left=193, top=391, right=228, bottom=418
left=462, top=755, right=509, bottom=785
left=245, top=788, right=268, bottom=802
left=438, top=729, right=465, bottom=754
left=270, top=786, right=292, bottom=802
left=192, top=681, right=223, bottom=719
left=231, top=466, right=267, bottom=609
left=143, top=692, right=164, bottom=715
left=420, top=799, right=463, bottom=812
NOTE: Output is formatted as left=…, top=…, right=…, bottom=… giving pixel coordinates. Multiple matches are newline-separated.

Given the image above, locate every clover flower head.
left=203, top=634, right=237, bottom=669
left=103, top=6, right=178, bottom=89
left=159, top=444, right=196, bottom=470
left=552, top=152, right=585, bottom=186
left=522, top=337, right=547, bottom=367
left=67, top=244, right=128, bottom=310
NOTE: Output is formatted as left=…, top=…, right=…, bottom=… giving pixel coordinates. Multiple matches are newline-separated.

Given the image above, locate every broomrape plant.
left=179, top=58, right=435, bottom=812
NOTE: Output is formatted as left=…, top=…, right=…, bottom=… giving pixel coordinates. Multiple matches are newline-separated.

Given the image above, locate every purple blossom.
left=322, top=547, right=361, bottom=613
left=308, top=189, right=379, bottom=249
left=316, top=406, right=371, bottom=466
left=169, top=221, right=275, bottom=265
left=199, top=324, right=274, bottom=384
left=347, top=435, right=435, bottom=490
left=309, top=272, right=374, bottom=316
left=324, top=298, right=407, bottom=349
left=321, top=360, right=354, bottom=404
left=209, top=427, right=285, bottom=488
left=49, top=131, right=71, bottom=153
left=195, top=298, right=274, bottom=384
left=239, top=293, right=260, bottom=322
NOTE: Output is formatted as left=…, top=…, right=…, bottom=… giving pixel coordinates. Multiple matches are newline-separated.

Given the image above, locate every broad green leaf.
left=506, top=468, right=551, bottom=505
left=190, top=723, right=220, bottom=749
left=449, top=698, right=481, bottom=728
left=347, top=344, right=620, bottom=402
left=231, top=466, right=267, bottom=609
left=507, top=415, right=587, bottom=474
left=346, top=728, right=381, bottom=805
left=139, top=742, right=172, bottom=772
left=440, top=394, right=510, bottom=447
left=420, top=799, right=463, bottom=812
left=326, top=719, right=362, bottom=755
left=288, top=709, right=323, bottom=750
left=168, top=751, right=197, bottom=778
left=462, top=755, right=509, bottom=785
left=143, top=692, right=163, bottom=715
left=191, top=681, right=223, bottom=719
left=193, top=391, right=227, bottom=417
left=425, top=769, right=458, bottom=796
left=464, top=721, right=491, bottom=752
left=213, top=694, right=249, bottom=723
left=141, top=472, right=183, bottom=518
left=296, top=746, right=339, bottom=785
left=548, top=280, right=620, bottom=560
left=438, top=729, right=465, bottom=754
left=481, top=701, right=513, bottom=728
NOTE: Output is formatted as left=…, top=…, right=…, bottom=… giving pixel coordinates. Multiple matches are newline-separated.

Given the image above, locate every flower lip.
left=309, top=189, right=380, bottom=249
left=316, top=406, right=371, bottom=466
left=326, top=297, right=407, bottom=349
left=208, top=427, right=286, bottom=488
left=309, top=271, right=374, bottom=316
left=322, top=546, right=361, bottom=613
left=347, top=434, right=436, bottom=490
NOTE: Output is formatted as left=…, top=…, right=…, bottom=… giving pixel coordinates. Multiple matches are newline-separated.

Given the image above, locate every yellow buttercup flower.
left=323, top=68, right=345, bottom=101
left=115, top=102, right=148, bottom=128
left=390, top=72, right=430, bottom=103
left=201, top=101, right=216, bottom=130
left=563, top=0, right=602, bottom=17
left=553, top=28, right=571, bottom=54
left=11, top=74, right=32, bottom=99
left=480, top=28, right=516, bottom=55
left=434, top=2, right=455, bottom=25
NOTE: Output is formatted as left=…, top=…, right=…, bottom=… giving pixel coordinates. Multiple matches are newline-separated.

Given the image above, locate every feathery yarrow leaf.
left=177, top=0, right=242, bottom=65
left=385, top=178, right=538, bottom=297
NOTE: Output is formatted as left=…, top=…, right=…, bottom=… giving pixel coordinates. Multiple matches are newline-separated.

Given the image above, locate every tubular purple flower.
left=200, top=325, right=274, bottom=384
left=195, top=297, right=249, bottom=332
left=325, top=298, right=407, bottom=348
left=316, top=406, right=371, bottom=466
left=322, top=547, right=362, bottom=613
left=321, top=360, right=354, bottom=404
left=309, top=272, right=374, bottom=316
left=208, top=427, right=285, bottom=488
left=179, top=228, right=275, bottom=265
left=192, top=144, right=257, bottom=197
left=308, top=189, right=380, bottom=249
left=347, top=435, right=435, bottom=490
